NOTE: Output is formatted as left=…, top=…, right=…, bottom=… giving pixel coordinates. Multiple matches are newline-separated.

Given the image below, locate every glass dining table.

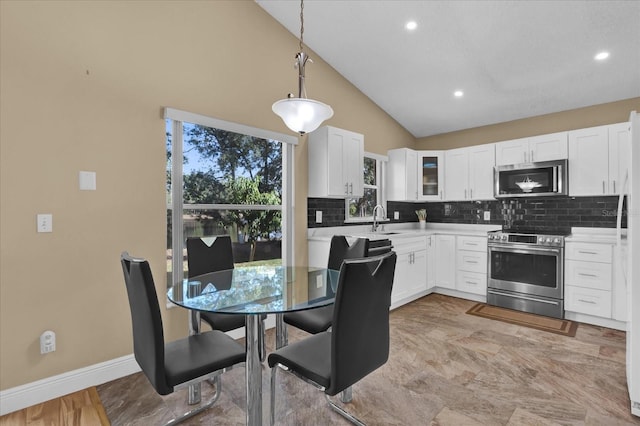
left=167, top=265, right=340, bottom=426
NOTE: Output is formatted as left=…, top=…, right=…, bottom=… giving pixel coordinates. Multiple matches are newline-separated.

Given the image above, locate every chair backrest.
left=327, top=235, right=370, bottom=270
left=120, top=252, right=172, bottom=395
left=327, top=251, right=397, bottom=396
left=186, top=236, right=235, bottom=279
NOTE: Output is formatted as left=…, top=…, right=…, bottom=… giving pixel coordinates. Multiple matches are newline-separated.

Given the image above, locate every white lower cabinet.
left=390, top=236, right=427, bottom=306
left=564, top=241, right=626, bottom=322
left=455, top=236, right=487, bottom=296
left=426, top=235, right=436, bottom=289
left=435, top=235, right=456, bottom=289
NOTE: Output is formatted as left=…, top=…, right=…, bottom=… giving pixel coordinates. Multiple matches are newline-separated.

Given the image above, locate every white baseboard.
left=0, top=354, right=141, bottom=416
left=0, top=315, right=278, bottom=416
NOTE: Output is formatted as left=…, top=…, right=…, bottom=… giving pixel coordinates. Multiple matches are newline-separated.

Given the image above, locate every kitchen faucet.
left=371, top=204, right=386, bottom=232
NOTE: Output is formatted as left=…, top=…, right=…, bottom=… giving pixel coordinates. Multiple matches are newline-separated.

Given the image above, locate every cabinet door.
left=608, top=122, right=630, bottom=196
left=391, top=251, right=411, bottom=305
left=387, top=148, right=417, bottom=201
left=568, top=125, right=609, bottom=196
left=343, top=130, right=364, bottom=197
left=418, top=151, right=444, bottom=200
left=326, top=128, right=349, bottom=197
left=496, top=138, right=528, bottom=165
left=444, top=148, right=468, bottom=201
left=435, top=235, right=456, bottom=289
left=408, top=250, right=428, bottom=295
left=529, top=132, right=568, bottom=162
left=612, top=244, right=628, bottom=322
left=426, top=236, right=436, bottom=289
left=468, top=144, right=495, bottom=200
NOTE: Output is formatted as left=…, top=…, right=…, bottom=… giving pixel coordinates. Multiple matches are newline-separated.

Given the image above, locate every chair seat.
left=200, top=312, right=267, bottom=333
left=164, top=330, right=245, bottom=389
left=268, top=332, right=331, bottom=390
left=282, top=305, right=333, bottom=335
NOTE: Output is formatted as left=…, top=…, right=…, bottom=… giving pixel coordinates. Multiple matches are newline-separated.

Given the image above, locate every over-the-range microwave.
left=494, top=159, right=568, bottom=198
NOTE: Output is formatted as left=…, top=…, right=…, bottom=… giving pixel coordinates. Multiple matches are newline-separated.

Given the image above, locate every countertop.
left=308, top=223, right=500, bottom=242
left=567, top=227, right=627, bottom=244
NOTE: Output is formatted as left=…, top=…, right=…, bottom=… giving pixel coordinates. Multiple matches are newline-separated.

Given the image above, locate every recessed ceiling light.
left=405, top=21, right=417, bottom=31
left=594, top=51, right=609, bottom=61
left=454, top=90, right=464, bottom=98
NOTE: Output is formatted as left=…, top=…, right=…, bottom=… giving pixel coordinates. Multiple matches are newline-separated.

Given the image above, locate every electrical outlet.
left=483, top=211, right=491, bottom=221
left=394, top=211, right=399, bottom=220
left=40, top=330, right=56, bottom=354
left=315, top=211, right=322, bottom=223
left=37, top=214, right=53, bottom=233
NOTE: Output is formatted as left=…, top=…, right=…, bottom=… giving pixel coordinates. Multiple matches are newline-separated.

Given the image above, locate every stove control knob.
left=545, top=237, right=552, bottom=244
left=538, top=236, right=545, bottom=244
left=553, top=238, right=561, bottom=245
left=501, top=235, right=508, bottom=241
left=488, top=234, right=494, bottom=240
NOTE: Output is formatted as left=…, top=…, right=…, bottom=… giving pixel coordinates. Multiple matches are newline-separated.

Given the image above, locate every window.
left=165, top=108, right=296, bottom=289
left=346, top=153, right=387, bottom=222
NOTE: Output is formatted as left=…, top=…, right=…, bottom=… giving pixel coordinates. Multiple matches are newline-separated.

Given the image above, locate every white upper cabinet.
left=387, top=148, right=418, bottom=201
left=495, top=132, right=568, bottom=165
left=445, top=144, right=495, bottom=201
left=308, top=126, right=364, bottom=198
left=417, top=151, right=445, bottom=201
left=568, top=123, right=630, bottom=196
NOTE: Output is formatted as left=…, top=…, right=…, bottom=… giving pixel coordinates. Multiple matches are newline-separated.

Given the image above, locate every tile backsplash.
left=308, top=196, right=627, bottom=231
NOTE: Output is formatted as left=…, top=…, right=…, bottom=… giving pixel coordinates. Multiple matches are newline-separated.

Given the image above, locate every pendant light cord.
left=299, top=0, right=305, bottom=52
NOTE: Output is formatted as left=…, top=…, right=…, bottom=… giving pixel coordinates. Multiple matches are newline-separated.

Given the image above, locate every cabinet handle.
left=345, top=183, right=349, bottom=194
left=578, top=250, right=598, bottom=255
left=578, top=272, right=598, bottom=278
left=613, top=180, right=616, bottom=193
left=524, top=152, right=527, bottom=163
left=465, top=280, right=477, bottom=285
left=466, top=242, right=478, bottom=246
left=466, top=260, right=478, bottom=264
left=578, top=299, right=597, bottom=304
left=530, top=150, right=534, bottom=162
left=439, top=190, right=443, bottom=199
left=470, top=188, right=473, bottom=199
left=464, top=189, right=467, bottom=199
left=603, top=181, right=606, bottom=194
left=349, top=183, right=353, bottom=194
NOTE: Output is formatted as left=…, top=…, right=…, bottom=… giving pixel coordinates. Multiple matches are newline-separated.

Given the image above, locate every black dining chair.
left=268, top=251, right=397, bottom=425
left=186, top=236, right=267, bottom=361
left=120, top=252, right=245, bottom=425
left=280, top=236, right=369, bottom=345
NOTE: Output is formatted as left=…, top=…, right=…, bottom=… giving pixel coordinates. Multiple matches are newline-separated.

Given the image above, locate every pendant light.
left=272, top=0, right=333, bottom=135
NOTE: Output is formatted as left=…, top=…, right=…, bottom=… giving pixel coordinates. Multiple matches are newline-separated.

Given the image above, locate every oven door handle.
left=488, top=244, right=562, bottom=255
left=487, top=289, right=561, bottom=306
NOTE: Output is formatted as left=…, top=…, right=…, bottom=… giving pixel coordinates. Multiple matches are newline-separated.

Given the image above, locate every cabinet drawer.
left=565, top=260, right=612, bottom=291
left=565, top=285, right=612, bottom=318
left=565, top=243, right=612, bottom=263
left=456, top=250, right=487, bottom=273
left=456, top=236, right=487, bottom=252
left=456, top=271, right=486, bottom=296
left=391, top=237, right=426, bottom=255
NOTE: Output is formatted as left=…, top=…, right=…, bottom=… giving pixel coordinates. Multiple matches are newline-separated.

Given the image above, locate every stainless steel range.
left=487, top=229, right=568, bottom=319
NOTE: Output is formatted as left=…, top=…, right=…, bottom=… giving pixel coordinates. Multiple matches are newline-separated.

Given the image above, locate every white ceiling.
left=257, top=0, right=640, bottom=138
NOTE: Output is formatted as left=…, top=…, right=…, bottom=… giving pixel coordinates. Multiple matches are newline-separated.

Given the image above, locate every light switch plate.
left=79, top=171, right=96, bottom=190
left=315, top=211, right=322, bottom=223
left=484, top=211, right=491, bottom=221
left=394, top=211, right=399, bottom=220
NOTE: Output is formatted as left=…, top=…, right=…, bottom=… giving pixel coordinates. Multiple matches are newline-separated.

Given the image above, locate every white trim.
left=365, top=151, right=389, bottom=162
left=0, top=355, right=140, bottom=416
left=181, top=204, right=282, bottom=211
left=164, top=107, right=298, bottom=146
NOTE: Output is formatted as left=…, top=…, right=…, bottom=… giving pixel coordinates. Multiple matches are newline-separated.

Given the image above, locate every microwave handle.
left=553, top=166, right=557, bottom=191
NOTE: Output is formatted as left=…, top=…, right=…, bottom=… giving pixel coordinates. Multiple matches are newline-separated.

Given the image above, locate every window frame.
left=164, top=108, right=296, bottom=291
left=344, top=152, right=388, bottom=223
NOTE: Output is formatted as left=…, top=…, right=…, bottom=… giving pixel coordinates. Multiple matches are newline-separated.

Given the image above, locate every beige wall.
left=417, top=97, right=640, bottom=150
left=0, top=1, right=414, bottom=390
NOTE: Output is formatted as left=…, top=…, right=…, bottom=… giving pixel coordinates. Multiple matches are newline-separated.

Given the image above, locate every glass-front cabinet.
left=418, top=151, right=444, bottom=200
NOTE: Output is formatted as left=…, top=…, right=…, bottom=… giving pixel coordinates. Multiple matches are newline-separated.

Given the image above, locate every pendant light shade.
left=272, top=0, right=333, bottom=135
left=272, top=97, right=333, bottom=135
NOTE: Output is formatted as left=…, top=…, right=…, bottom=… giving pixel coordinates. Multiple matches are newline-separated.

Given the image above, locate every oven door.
left=487, top=243, right=563, bottom=300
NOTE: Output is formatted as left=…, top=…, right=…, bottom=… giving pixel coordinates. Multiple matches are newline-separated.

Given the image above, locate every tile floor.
left=97, top=294, right=640, bottom=425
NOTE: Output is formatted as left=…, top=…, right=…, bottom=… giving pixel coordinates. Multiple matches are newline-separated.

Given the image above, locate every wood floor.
left=0, top=387, right=109, bottom=426
left=6, top=294, right=640, bottom=425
